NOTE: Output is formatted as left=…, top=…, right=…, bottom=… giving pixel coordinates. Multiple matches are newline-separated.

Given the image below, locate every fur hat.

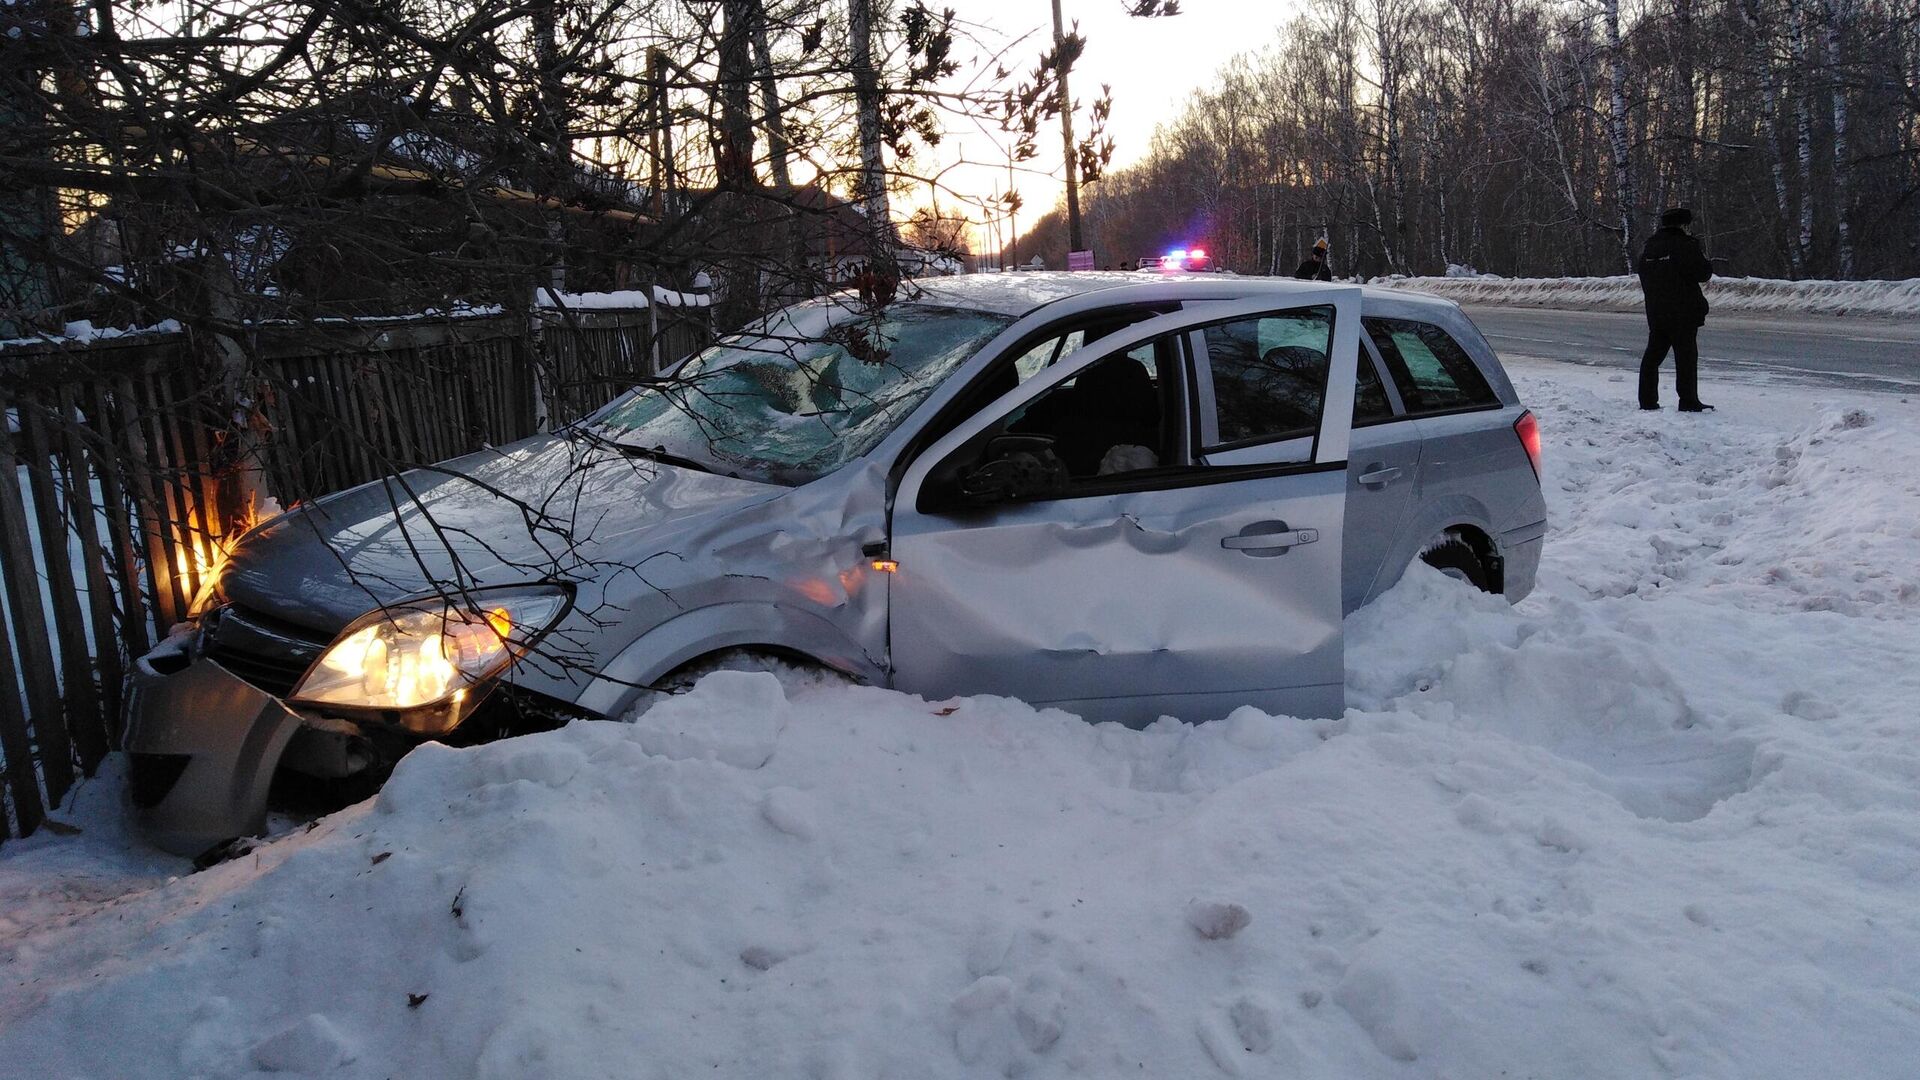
left=1660, top=207, right=1694, bottom=228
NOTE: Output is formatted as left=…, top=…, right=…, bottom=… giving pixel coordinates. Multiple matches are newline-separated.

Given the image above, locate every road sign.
left=1067, top=249, right=1095, bottom=271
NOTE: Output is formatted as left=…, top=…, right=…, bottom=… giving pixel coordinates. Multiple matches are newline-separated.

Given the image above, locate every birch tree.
left=1743, top=0, right=1802, bottom=276
left=1789, top=0, right=1818, bottom=273
left=1821, top=0, right=1855, bottom=277
left=1603, top=0, right=1637, bottom=270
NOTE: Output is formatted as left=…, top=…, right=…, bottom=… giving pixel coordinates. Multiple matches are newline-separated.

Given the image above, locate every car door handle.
left=1358, top=464, right=1402, bottom=486
left=1222, top=522, right=1318, bottom=555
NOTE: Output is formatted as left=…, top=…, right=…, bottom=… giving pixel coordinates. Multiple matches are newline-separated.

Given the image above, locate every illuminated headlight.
left=290, top=587, right=570, bottom=728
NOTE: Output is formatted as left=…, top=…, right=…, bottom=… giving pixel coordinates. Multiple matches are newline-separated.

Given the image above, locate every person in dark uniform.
left=1293, top=238, right=1333, bottom=281
left=1636, top=207, right=1715, bottom=412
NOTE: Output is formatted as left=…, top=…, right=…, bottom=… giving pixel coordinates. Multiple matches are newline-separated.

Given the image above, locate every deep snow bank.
left=1376, top=273, right=1920, bottom=318
left=3, top=370, right=1920, bottom=1078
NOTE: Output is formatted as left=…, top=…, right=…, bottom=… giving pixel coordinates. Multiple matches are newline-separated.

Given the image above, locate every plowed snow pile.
left=4, top=365, right=1919, bottom=1078
left=1376, top=273, right=1920, bottom=318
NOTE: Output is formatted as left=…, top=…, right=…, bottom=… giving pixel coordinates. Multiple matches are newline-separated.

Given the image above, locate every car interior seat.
left=1041, top=355, right=1160, bottom=476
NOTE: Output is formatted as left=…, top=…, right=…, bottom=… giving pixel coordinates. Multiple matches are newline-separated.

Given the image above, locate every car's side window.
left=1002, top=337, right=1172, bottom=479
left=940, top=309, right=1175, bottom=438
left=1198, top=306, right=1335, bottom=451
left=1010, top=330, right=1085, bottom=383
left=1353, top=345, right=1394, bottom=425
left=918, top=333, right=1188, bottom=510
left=1364, top=318, right=1498, bottom=414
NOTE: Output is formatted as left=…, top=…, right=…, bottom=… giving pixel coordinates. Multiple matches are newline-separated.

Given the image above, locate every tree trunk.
left=847, top=0, right=892, bottom=245
left=747, top=0, right=791, bottom=189
left=1603, top=0, right=1637, bottom=271
left=531, top=0, right=568, bottom=290
left=1372, top=0, right=1405, bottom=273
left=1742, top=0, right=1800, bottom=276
left=1821, top=0, right=1854, bottom=277
left=716, top=0, right=758, bottom=190
left=1789, top=0, right=1816, bottom=274
left=1671, top=0, right=1698, bottom=203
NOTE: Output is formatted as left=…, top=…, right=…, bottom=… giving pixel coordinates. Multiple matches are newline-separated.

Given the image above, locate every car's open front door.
left=886, top=288, right=1363, bottom=726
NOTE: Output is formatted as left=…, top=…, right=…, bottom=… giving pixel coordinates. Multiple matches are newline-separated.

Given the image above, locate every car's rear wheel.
left=1421, top=535, right=1492, bottom=592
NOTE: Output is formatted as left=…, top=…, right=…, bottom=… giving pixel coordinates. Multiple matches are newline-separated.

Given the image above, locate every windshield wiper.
left=568, top=426, right=725, bottom=476
left=618, top=442, right=734, bottom=477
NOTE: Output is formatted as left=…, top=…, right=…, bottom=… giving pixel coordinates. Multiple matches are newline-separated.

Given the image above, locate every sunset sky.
left=913, top=0, right=1300, bottom=261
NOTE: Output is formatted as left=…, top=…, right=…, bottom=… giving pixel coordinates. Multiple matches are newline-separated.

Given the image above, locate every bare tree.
left=1011, top=0, right=1918, bottom=280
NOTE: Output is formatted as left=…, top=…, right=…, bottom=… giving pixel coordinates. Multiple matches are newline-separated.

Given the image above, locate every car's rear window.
left=1364, top=318, right=1499, bottom=414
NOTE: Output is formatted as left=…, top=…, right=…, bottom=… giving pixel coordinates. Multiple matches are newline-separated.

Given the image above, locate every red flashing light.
left=1189, top=248, right=1206, bottom=259
left=1514, top=410, right=1542, bottom=479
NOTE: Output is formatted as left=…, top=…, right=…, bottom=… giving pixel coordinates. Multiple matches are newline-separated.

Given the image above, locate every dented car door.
left=887, top=290, right=1363, bottom=726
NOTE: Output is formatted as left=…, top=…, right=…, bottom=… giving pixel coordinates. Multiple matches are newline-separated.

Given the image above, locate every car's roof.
left=905, top=271, right=1463, bottom=319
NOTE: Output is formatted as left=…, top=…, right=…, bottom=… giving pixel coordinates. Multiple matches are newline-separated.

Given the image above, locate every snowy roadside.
left=2, top=365, right=1918, bottom=1078
left=1375, top=273, right=1920, bottom=319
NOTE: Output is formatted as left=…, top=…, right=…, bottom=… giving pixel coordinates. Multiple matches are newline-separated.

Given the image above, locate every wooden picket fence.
left=0, top=301, right=707, bottom=840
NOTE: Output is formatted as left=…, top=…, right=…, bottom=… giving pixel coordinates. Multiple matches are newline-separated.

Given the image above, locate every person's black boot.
left=1678, top=401, right=1715, bottom=413
left=1640, top=403, right=1660, bottom=411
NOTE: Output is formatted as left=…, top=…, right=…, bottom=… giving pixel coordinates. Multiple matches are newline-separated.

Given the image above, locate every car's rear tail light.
left=1514, top=410, right=1542, bottom=480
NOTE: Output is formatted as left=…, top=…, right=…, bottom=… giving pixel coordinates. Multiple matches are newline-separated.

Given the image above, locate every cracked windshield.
left=591, top=302, right=1013, bottom=483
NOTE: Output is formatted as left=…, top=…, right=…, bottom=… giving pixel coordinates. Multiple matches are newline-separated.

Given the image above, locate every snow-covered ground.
left=3, top=362, right=1919, bottom=1078
left=1377, top=273, right=1920, bottom=319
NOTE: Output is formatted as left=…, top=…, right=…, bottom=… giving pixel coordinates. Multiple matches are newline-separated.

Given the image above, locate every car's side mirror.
left=956, top=434, right=1069, bottom=504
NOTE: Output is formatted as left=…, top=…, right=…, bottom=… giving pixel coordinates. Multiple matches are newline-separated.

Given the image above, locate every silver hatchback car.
left=124, top=274, right=1546, bottom=854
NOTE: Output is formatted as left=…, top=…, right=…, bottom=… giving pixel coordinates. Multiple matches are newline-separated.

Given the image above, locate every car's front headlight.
left=290, top=586, right=571, bottom=733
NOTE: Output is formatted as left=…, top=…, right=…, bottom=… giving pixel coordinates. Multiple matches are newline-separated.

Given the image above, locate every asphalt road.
left=1464, top=305, right=1920, bottom=395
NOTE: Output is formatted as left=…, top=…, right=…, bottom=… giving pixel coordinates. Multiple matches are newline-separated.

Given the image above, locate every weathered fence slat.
left=159, top=368, right=218, bottom=610
left=88, top=379, right=152, bottom=665
left=19, top=394, right=107, bottom=772
left=56, top=383, right=126, bottom=755
left=0, top=385, right=77, bottom=809
left=322, top=353, right=368, bottom=489
left=0, top=387, right=47, bottom=835
left=382, top=347, right=422, bottom=467
left=123, top=373, right=190, bottom=629
left=0, top=614, right=39, bottom=839
left=345, top=355, right=387, bottom=476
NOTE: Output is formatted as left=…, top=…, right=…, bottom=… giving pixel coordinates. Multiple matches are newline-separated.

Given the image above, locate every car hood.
left=222, top=434, right=782, bottom=636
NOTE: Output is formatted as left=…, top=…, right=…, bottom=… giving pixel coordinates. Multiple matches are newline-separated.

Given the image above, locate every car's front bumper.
left=123, top=633, right=307, bottom=857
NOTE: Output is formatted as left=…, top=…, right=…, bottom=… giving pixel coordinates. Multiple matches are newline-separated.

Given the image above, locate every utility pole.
left=1052, top=0, right=1083, bottom=254
left=1006, top=156, right=1017, bottom=268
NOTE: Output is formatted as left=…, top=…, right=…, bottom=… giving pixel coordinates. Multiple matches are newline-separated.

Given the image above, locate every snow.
left=0, top=318, right=181, bottom=351
left=1377, top=273, right=1920, bottom=319
left=537, top=286, right=713, bottom=310
left=4, top=363, right=1920, bottom=1076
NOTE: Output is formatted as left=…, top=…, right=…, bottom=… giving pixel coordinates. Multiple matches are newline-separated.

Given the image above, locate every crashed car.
left=125, top=273, right=1547, bottom=855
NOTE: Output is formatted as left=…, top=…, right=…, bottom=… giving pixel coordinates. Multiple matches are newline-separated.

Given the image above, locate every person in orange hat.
left=1293, top=237, right=1332, bottom=281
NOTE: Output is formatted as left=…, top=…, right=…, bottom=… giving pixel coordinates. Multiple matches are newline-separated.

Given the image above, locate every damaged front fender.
left=574, top=601, right=887, bottom=718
